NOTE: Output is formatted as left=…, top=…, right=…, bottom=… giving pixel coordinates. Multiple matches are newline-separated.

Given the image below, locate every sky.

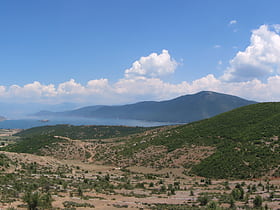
left=1, top=0, right=280, bottom=108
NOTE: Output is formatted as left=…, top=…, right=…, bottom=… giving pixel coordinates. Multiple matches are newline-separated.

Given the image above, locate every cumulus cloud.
left=124, top=49, right=178, bottom=79
left=1, top=72, right=280, bottom=105
left=87, top=79, right=110, bottom=94
left=1, top=82, right=56, bottom=99
left=2, top=31, right=280, bottom=107
left=273, top=24, right=280, bottom=33
left=222, top=25, right=280, bottom=82
left=57, top=79, right=85, bottom=95
left=229, top=20, right=237, bottom=25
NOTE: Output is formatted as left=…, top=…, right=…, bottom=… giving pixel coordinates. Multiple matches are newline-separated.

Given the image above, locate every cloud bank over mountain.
left=1, top=24, right=280, bottom=105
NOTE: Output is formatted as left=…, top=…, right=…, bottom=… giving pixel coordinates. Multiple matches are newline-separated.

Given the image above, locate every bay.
left=0, top=117, right=175, bottom=129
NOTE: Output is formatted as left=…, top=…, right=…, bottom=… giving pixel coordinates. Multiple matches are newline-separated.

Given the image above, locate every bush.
left=198, top=195, right=209, bottom=206
left=23, top=191, right=52, bottom=210
left=207, top=201, right=220, bottom=209
left=253, top=195, right=262, bottom=208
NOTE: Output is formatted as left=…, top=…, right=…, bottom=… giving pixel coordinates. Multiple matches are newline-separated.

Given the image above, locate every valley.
left=2, top=1, right=280, bottom=209
left=0, top=102, right=280, bottom=209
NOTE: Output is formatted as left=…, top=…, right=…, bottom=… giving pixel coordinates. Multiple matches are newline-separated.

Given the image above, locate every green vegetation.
left=23, top=191, right=52, bottom=210
left=0, top=153, right=11, bottom=168
left=3, top=102, right=280, bottom=179
left=48, top=91, right=255, bottom=123
left=0, top=150, right=279, bottom=209
left=3, top=135, right=65, bottom=155
left=2, top=124, right=155, bottom=155
left=63, top=201, right=95, bottom=208
left=15, top=124, right=153, bottom=140
left=151, top=204, right=200, bottom=210
left=110, top=102, right=280, bottom=179
left=253, top=195, right=263, bottom=208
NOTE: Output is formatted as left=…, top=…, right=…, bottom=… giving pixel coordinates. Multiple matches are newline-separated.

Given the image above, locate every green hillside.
left=3, top=125, right=155, bottom=155
left=4, top=103, right=280, bottom=179
left=112, top=102, right=280, bottom=179
left=15, top=124, right=154, bottom=140
left=3, top=135, right=65, bottom=155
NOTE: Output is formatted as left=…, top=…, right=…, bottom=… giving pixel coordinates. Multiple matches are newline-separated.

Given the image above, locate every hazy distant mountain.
left=34, top=91, right=257, bottom=123
left=0, top=116, right=6, bottom=122
left=0, top=102, right=79, bottom=119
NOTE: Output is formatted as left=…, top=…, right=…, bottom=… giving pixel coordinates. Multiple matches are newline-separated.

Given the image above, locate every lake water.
left=0, top=117, right=175, bottom=129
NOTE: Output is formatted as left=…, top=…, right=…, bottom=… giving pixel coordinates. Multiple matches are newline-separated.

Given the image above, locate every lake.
left=0, top=117, right=175, bottom=129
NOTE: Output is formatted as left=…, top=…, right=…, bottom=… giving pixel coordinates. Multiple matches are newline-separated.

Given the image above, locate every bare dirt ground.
left=0, top=151, right=279, bottom=209
left=0, top=128, right=279, bottom=209
left=0, top=129, right=22, bottom=137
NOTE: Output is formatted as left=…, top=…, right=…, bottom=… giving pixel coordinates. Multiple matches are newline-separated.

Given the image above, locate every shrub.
left=23, top=191, right=52, bottom=210
left=198, top=195, right=209, bottom=206
left=253, top=195, right=262, bottom=208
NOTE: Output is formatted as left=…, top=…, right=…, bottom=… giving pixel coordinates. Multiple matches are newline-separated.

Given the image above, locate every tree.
left=229, top=196, right=235, bottom=209
left=77, top=186, right=83, bottom=197
left=105, top=173, right=110, bottom=181
left=231, top=188, right=241, bottom=200
left=198, top=195, right=209, bottom=206
left=170, top=188, right=176, bottom=195
left=23, top=191, right=40, bottom=210
left=207, top=201, right=220, bottom=209
left=23, top=191, right=52, bottom=210
left=40, top=192, right=52, bottom=209
left=235, top=183, right=244, bottom=200
left=253, top=195, right=262, bottom=208
left=190, top=190, right=194, bottom=196
left=244, top=193, right=250, bottom=204
left=205, top=178, right=212, bottom=185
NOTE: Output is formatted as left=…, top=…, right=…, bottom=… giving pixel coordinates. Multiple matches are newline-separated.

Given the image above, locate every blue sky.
left=1, top=0, right=280, bottom=107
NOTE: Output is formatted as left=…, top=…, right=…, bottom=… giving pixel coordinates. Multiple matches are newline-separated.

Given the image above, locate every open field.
left=0, top=129, right=22, bottom=137
left=0, top=151, right=279, bottom=209
left=0, top=129, right=21, bottom=148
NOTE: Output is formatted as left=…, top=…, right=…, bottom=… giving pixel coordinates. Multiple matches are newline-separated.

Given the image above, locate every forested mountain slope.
left=35, top=91, right=256, bottom=123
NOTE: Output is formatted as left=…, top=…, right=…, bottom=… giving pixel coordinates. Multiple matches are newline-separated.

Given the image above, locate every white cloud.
left=87, top=79, right=110, bottom=94
left=273, top=24, right=280, bottom=33
left=3, top=82, right=55, bottom=99
left=0, top=86, right=5, bottom=96
left=1, top=70, right=280, bottom=105
left=214, top=45, right=221, bottom=49
left=114, top=77, right=189, bottom=101
left=57, top=79, right=85, bottom=95
left=229, top=20, right=237, bottom=25
left=222, top=25, right=280, bottom=82
left=2, top=32, right=280, bottom=108
left=124, top=49, right=178, bottom=79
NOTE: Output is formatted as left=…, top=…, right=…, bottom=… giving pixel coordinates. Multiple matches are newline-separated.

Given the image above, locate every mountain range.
left=7, top=102, right=280, bottom=179
left=35, top=91, right=256, bottom=123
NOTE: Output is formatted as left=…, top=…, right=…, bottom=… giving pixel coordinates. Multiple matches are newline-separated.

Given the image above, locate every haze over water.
left=0, top=117, right=175, bottom=129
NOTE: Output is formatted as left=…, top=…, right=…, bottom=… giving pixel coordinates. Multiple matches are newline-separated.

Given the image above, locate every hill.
left=34, top=91, right=256, bottom=123
left=3, top=125, right=155, bottom=155
left=14, top=124, right=153, bottom=140
left=92, top=102, right=280, bottom=179
left=5, top=102, right=280, bottom=179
